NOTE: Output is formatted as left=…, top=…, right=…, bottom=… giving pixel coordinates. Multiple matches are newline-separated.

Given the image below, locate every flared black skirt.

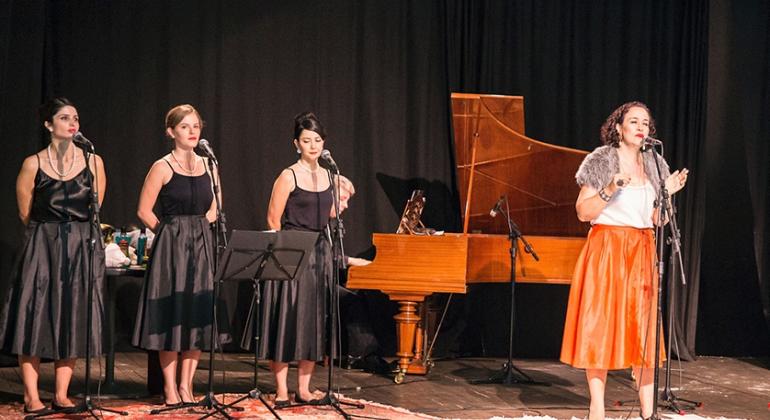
left=132, top=215, right=216, bottom=351
left=252, top=233, right=331, bottom=363
left=0, top=220, right=105, bottom=359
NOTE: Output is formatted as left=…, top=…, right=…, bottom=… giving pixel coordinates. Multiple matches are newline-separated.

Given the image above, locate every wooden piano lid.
left=451, top=93, right=589, bottom=237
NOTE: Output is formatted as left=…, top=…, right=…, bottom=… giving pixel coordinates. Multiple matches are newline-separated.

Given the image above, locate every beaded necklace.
left=171, top=150, right=198, bottom=175
left=46, top=143, right=77, bottom=179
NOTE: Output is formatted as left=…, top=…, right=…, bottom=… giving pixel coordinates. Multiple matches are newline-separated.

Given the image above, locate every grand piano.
left=347, top=93, right=589, bottom=382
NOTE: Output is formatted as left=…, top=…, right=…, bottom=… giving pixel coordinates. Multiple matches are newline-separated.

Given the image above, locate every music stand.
left=206, top=230, right=319, bottom=420
left=396, top=190, right=426, bottom=234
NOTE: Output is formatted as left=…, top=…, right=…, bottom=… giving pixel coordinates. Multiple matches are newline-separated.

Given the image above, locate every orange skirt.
left=560, top=224, right=665, bottom=369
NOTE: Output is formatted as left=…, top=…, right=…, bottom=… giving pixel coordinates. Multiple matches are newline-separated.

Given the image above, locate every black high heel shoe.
left=51, top=401, right=77, bottom=412
left=273, top=399, right=291, bottom=409
left=163, top=389, right=184, bottom=407
left=23, top=405, right=48, bottom=414
left=178, top=388, right=198, bottom=405
left=294, top=395, right=322, bottom=405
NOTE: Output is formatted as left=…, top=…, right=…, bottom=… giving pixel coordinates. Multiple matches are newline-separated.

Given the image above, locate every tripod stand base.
left=149, top=392, right=245, bottom=418
left=613, top=392, right=702, bottom=417
left=472, top=362, right=550, bottom=386
left=660, top=389, right=702, bottom=415
left=202, top=388, right=279, bottom=420
left=308, top=393, right=365, bottom=420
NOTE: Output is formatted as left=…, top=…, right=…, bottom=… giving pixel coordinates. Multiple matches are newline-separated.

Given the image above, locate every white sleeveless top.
left=592, top=182, right=656, bottom=228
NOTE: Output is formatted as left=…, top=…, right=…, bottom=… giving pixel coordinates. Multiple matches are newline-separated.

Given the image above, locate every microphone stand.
left=196, top=156, right=243, bottom=418
left=30, top=142, right=128, bottom=419
left=198, top=154, right=240, bottom=418
left=661, top=203, right=701, bottom=413
left=308, top=162, right=366, bottom=419
left=648, top=146, right=701, bottom=417
left=472, top=196, right=547, bottom=386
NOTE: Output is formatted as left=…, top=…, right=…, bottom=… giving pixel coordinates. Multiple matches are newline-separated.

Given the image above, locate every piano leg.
left=412, top=314, right=425, bottom=366
left=406, top=303, right=430, bottom=376
left=393, top=301, right=419, bottom=383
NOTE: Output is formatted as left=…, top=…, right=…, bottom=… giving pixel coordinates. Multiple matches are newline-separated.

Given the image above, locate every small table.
left=104, top=266, right=145, bottom=390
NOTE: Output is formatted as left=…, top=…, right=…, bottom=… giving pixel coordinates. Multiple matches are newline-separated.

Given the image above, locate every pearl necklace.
left=47, top=143, right=77, bottom=179
left=297, top=159, right=319, bottom=174
left=171, top=150, right=198, bottom=175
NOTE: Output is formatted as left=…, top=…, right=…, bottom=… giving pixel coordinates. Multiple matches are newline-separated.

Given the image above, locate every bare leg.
left=53, top=358, right=77, bottom=407
left=18, top=355, right=45, bottom=411
left=270, top=361, right=290, bottom=401
left=297, top=360, right=317, bottom=401
left=633, top=366, right=655, bottom=418
left=158, top=351, right=181, bottom=405
left=178, top=350, right=201, bottom=403
left=586, top=368, right=608, bottom=420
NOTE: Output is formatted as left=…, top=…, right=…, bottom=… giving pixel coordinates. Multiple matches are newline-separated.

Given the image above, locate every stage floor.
left=0, top=352, right=767, bottom=419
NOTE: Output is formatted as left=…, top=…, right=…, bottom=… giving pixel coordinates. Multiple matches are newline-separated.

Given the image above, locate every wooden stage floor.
left=0, top=352, right=767, bottom=419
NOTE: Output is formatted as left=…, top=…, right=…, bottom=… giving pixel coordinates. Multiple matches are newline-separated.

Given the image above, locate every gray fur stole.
left=575, top=145, right=671, bottom=199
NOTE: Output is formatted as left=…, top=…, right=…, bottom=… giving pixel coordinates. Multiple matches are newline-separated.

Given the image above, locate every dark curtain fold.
left=698, top=0, right=770, bottom=356
left=444, top=0, right=709, bottom=359
left=0, top=1, right=48, bottom=280
left=741, top=0, right=770, bottom=345
left=0, top=0, right=48, bottom=366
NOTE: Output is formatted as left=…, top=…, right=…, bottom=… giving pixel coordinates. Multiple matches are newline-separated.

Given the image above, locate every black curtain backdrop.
left=1, top=0, right=768, bottom=359
left=698, top=0, right=770, bottom=356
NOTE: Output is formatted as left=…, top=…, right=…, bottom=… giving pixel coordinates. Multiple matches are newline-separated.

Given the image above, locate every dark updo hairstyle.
left=38, top=97, right=75, bottom=125
left=293, top=111, right=327, bottom=140
left=599, top=101, right=657, bottom=147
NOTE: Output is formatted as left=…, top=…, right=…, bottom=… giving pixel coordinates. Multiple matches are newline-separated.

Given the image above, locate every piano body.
left=347, top=93, right=589, bottom=382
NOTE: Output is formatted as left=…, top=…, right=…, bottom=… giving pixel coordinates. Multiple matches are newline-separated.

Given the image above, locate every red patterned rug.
left=2, top=394, right=440, bottom=419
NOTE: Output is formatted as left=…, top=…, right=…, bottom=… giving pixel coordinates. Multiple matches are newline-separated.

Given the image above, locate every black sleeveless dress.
left=132, top=162, right=216, bottom=351
left=0, top=159, right=105, bottom=359
left=255, top=168, right=333, bottom=362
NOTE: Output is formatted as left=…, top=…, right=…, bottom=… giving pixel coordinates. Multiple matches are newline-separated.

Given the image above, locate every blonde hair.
left=165, top=104, right=203, bottom=132
left=338, top=175, right=355, bottom=197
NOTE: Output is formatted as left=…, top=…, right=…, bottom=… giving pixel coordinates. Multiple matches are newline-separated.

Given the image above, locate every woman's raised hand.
left=665, top=168, right=689, bottom=194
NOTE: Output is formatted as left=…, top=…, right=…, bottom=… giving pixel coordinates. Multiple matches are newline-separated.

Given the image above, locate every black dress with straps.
left=254, top=168, right=333, bottom=362
left=0, top=156, right=105, bottom=359
left=132, top=160, right=218, bottom=351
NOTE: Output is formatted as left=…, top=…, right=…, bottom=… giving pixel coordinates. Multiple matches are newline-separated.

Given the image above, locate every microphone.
left=72, top=132, right=94, bottom=151
left=489, top=196, right=505, bottom=218
left=197, top=139, right=218, bottom=165
left=641, top=136, right=662, bottom=152
left=320, top=149, right=338, bottom=169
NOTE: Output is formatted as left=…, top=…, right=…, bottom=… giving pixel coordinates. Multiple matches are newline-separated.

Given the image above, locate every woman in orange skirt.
left=560, top=102, right=689, bottom=420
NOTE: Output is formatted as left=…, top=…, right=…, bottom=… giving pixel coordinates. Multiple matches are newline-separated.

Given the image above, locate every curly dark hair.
left=599, top=101, right=656, bottom=147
